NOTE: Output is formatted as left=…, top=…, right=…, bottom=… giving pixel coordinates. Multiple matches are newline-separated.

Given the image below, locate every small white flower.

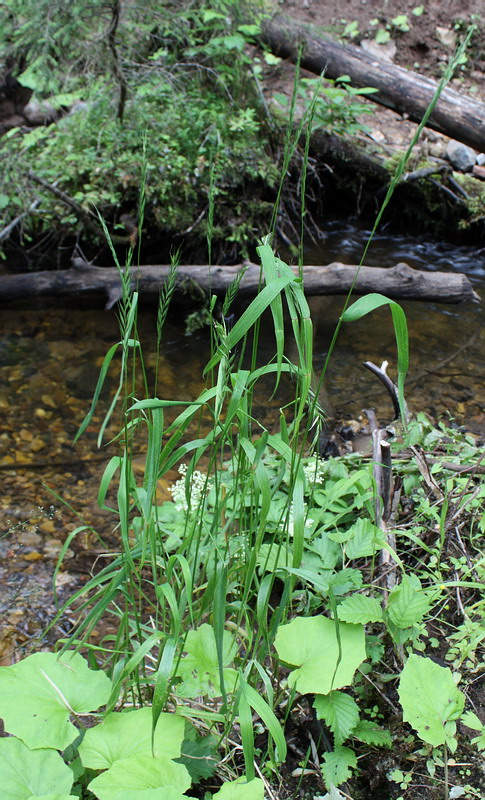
left=169, top=464, right=211, bottom=512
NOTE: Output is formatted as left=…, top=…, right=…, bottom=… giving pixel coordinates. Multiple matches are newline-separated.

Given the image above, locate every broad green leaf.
left=352, top=720, right=392, bottom=747
left=313, top=691, right=360, bottom=745
left=78, top=708, right=184, bottom=769
left=28, top=796, right=76, bottom=800
left=337, top=594, right=384, bottom=624
left=176, top=736, right=219, bottom=782
left=212, top=777, right=265, bottom=799
left=343, top=518, right=385, bottom=559
left=321, top=745, right=357, bottom=787
left=107, top=791, right=196, bottom=800
left=88, top=755, right=191, bottom=800
left=387, top=574, right=432, bottom=628
left=274, top=616, right=366, bottom=694
left=398, top=654, right=465, bottom=747
left=256, top=543, right=292, bottom=572
left=177, top=624, right=238, bottom=698
left=0, top=652, right=111, bottom=750
left=0, top=737, right=73, bottom=799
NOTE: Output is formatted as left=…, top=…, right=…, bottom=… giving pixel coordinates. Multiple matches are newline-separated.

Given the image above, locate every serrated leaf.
left=0, top=737, right=73, bottom=799
left=78, top=708, right=184, bottom=769
left=313, top=691, right=360, bottom=745
left=387, top=575, right=431, bottom=628
left=88, top=755, right=191, bottom=800
left=471, top=731, right=485, bottom=750
left=212, top=777, right=265, bottom=799
left=398, top=654, right=465, bottom=747
left=338, top=594, right=384, bottom=624
left=177, top=624, right=237, bottom=698
left=352, top=720, right=392, bottom=747
left=0, top=652, right=111, bottom=750
left=461, top=711, right=483, bottom=731
left=327, top=568, right=363, bottom=596
left=321, top=745, right=357, bottom=787
left=343, top=518, right=385, bottom=559
left=274, top=616, right=366, bottom=695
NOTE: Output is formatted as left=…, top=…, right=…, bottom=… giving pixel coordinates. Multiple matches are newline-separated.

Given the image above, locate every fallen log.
left=260, top=15, right=485, bottom=153
left=0, top=261, right=479, bottom=307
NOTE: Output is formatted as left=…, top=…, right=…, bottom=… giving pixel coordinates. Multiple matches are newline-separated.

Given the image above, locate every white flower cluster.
left=169, top=464, right=210, bottom=512
left=302, top=457, right=326, bottom=488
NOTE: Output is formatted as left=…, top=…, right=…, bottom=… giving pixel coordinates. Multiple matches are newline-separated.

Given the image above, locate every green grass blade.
left=240, top=678, right=287, bottom=763
left=151, top=637, right=177, bottom=754
left=341, top=293, right=409, bottom=421
left=238, top=688, right=255, bottom=781
left=74, top=342, right=120, bottom=443
left=203, top=275, right=296, bottom=375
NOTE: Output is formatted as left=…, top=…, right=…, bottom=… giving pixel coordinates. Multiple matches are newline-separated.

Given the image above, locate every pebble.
left=472, top=165, right=485, bottom=181
left=446, top=140, right=477, bottom=172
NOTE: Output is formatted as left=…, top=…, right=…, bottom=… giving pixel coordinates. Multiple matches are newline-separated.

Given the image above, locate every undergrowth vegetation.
left=0, top=0, right=387, bottom=264
left=1, top=239, right=484, bottom=798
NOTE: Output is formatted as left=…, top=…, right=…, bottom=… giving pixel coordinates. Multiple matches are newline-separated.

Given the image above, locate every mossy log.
left=260, top=14, right=485, bottom=153
left=0, top=260, right=479, bottom=308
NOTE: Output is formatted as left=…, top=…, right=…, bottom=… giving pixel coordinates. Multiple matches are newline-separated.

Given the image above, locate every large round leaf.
left=0, top=652, right=112, bottom=750
left=213, top=778, right=265, bottom=799
left=0, top=737, right=73, bottom=799
left=398, top=654, right=465, bottom=747
left=79, top=707, right=184, bottom=769
left=274, top=616, right=366, bottom=695
left=88, top=755, right=191, bottom=800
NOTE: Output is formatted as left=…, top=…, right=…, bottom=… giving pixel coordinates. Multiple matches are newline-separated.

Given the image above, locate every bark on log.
left=260, top=15, right=485, bottom=153
left=0, top=261, right=479, bottom=307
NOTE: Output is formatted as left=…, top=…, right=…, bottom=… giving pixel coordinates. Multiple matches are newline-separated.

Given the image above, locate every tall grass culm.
left=43, top=25, right=479, bottom=797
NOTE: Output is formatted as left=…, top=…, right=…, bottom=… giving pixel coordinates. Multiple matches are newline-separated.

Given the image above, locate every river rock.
left=472, top=165, right=485, bottom=181
left=446, top=140, right=476, bottom=172
left=476, top=153, right=485, bottom=166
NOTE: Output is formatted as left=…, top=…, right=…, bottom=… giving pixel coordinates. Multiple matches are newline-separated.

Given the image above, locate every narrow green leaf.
left=240, top=678, right=287, bottom=762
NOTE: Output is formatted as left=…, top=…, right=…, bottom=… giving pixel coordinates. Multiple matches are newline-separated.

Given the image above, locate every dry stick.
left=0, top=198, right=41, bottom=242
left=27, top=171, right=105, bottom=239
left=106, top=0, right=128, bottom=122
left=363, top=360, right=401, bottom=420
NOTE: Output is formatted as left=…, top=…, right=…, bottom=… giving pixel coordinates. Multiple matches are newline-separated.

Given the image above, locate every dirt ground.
left=270, top=0, right=485, bottom=151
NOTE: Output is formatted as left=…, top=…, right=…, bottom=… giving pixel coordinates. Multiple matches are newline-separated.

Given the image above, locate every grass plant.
left=1, top=22, right=484, bottom=800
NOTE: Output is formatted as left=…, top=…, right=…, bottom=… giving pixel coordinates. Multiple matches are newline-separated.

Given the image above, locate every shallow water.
left=0, top=223, right=483, bottom=656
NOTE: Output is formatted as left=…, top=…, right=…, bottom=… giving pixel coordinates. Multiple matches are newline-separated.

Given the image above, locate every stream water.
left=0, top=221, right=483, bottom=657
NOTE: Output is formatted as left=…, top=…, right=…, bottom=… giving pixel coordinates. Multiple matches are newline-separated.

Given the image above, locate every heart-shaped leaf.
left=0, top=652, right=112, bottom=750
left=274, top=616, right=366, bottom=695
left=88, top=755, right=191, bottom=800
left=78, top=708, right=184, bottom=769
left=212, top=777, right=265, bottom=799
left=0, top=737, right=73, bottom=799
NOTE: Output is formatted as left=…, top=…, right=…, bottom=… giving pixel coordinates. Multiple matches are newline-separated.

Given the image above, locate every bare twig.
left=27, top=171, right=105, bottom=239
left=0, top=198, right=41, bottom=242
left=363, top=360, right=401, bottom=420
